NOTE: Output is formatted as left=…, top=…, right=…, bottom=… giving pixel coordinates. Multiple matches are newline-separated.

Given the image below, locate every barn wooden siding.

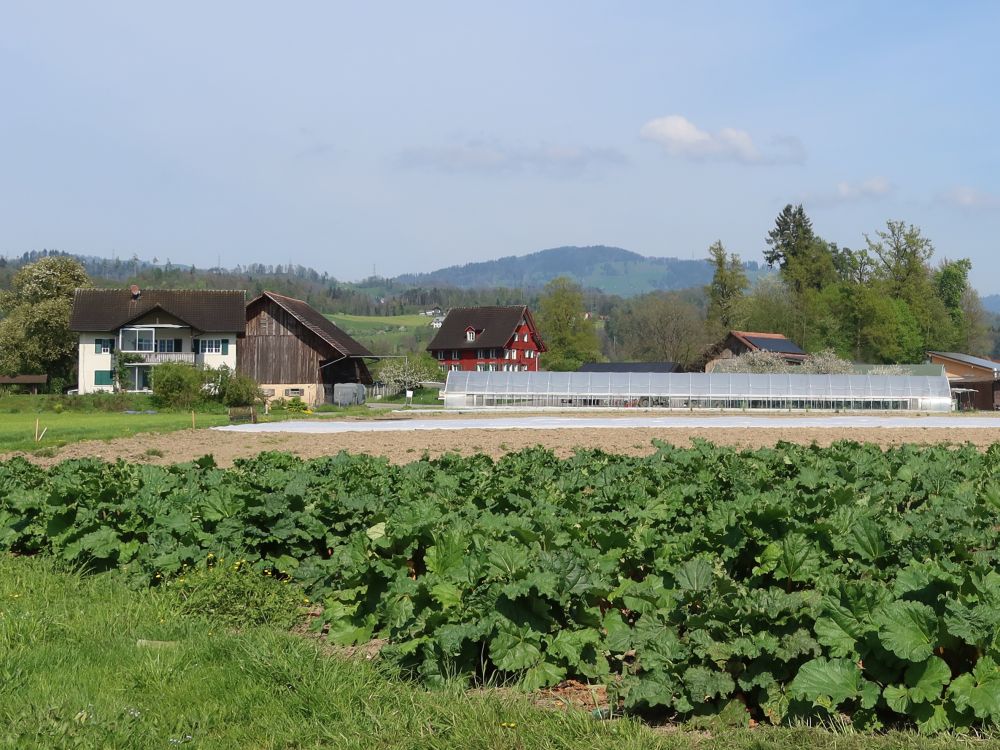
left=240, top=298, right=325, bottom=385
left=238, top=297, right=373, bottom=387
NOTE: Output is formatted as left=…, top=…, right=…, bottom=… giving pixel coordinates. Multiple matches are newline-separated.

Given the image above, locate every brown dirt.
left=5, top=422, right=1000, bottom=467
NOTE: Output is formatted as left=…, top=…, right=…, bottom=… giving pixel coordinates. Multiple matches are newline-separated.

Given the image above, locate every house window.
left=199, top=339, right=224, bottom=354
left=120, top=328, right=154, bottom=352
left=94, top=370, right=114, bottom=386
left=156, top=339, right=181, bottom=353
left=476, top=349, right=484, bottom=359
left=449, top=364, right=460, bottom=371
left=436, top=350, right=444, bottom=360
left=523, top=333, right=529, bottom=343
left=466, top=330, right=475, bottom=342
left=94, top=338, right=114, bottom=354
left=284, top=388, right=304, bottom=397
left=451, top=350, right=459, bottom=360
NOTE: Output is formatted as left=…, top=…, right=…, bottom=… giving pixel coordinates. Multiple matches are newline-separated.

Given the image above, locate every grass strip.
left=1, top=555, right=993, bottom=749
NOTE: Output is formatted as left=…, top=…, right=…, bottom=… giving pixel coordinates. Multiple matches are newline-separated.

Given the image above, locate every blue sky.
left=2, top=2, right=999, bottom=290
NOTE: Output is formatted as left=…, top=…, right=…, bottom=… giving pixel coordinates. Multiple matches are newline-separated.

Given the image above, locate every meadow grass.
left=327, top=313, right=436, bottom=355
left=1, top=555, right=992, bottom=750
left=0, top=410, right=231, bottom=453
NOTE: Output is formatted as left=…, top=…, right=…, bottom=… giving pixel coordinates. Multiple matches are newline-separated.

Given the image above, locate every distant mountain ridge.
left=393, top=245, right=758, bottom=296
left=982, top=294, right=1000, bottom=315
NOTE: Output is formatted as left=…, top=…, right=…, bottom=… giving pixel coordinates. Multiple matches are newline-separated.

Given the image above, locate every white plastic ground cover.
left=215, top=415, right=1000, bottom=434
left=440, top=371, right=954, bottom=411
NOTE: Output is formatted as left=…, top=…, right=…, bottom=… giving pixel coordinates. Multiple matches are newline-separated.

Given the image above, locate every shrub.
left=163, top=556, right=307, bottom=629
left=374, top=354, right=443, bottom=395
left=222, top=372, right=263, bottom=407
left=151, top=363, right=206, bottom=408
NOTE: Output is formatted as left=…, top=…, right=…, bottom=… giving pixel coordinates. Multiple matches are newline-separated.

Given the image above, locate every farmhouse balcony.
left=117, top=352, right=196, bottom=364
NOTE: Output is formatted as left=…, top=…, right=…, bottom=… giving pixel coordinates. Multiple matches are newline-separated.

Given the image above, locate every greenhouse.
left=441, top=371, right=954, bottom=412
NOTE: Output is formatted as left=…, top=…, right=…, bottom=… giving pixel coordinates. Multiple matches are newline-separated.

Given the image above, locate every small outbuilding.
left=579, top=362, right=680, bottom=373
left=239, top=291, right=375, bottom=405
left=704, top=331, right=806, bottom=371
left=0, top=374, right=48, bottom=394
left=927, top=351, right=1000, bottom=410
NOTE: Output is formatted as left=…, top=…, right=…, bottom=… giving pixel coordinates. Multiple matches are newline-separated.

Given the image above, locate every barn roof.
left=729, top=330, right=806, bottom=357
left=70, top=289, right=246, bottom=333
left=250, top=291, right=374, bottom=358
left=427, top=306, right=545, bottom=351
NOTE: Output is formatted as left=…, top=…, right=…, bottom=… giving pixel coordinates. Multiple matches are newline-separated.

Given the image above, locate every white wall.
left=77, top=333, right=115, bottom=394
left=76, top=331, right=240, bottom=393
left=194, top=335, right=238, bottom=370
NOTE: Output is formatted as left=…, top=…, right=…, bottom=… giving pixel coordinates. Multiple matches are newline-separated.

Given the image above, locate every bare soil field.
left=6, top=422, right=1000, bottom=467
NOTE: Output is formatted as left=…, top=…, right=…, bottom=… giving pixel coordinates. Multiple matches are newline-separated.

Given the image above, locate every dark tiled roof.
left=70, top=289, right=246, bottom=333
left=0, top=375, right=48, bottom=384
left=579, top=362, right=680, bottom=373
left=427, top=305, right=543, bottom=350
left=730, top=330, right=806, bottom=357
left=252, top=291, right=374, bottom=358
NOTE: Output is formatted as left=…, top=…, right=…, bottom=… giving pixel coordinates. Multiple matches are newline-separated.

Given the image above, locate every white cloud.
left=639, top=115, right=803, bottom=164
left=942, top=186, right=1000, bottom=210
left=800, top=176, right=893, bottom=207
left=397, top=140, right=626, bottom=177
left=833, top=176, right=893, bottom=200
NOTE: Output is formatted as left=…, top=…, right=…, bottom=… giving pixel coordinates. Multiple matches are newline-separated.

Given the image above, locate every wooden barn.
left=239, top=291, right=374, bottom=405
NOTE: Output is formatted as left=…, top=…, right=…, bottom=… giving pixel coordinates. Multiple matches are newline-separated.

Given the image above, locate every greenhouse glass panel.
left=441, top=371, right=953, bottom=411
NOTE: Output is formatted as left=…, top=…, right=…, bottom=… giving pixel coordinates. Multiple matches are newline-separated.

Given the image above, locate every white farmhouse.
left=69, top=286, right=245, bottom=393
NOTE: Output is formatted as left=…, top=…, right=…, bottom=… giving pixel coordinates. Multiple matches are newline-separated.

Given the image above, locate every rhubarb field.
left=2, top=441, right=999, bottom=733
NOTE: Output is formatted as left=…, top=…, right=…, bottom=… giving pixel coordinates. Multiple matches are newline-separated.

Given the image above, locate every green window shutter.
left=174, top=338, right=183, bottom=352
left=94, top=339, right=104, bottom=353
left=221, top=339, right=229, bottom=355
left=94, top=370, right=114, bottom=386
left=192, top=339, right=199, bottom=353
left=109, top=338, right=115, bottom=352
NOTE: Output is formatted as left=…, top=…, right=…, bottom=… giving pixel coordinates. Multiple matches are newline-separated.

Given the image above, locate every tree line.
left=547, top=206, right=995, bottom=370
left=2, top=208, right=997, bottom=385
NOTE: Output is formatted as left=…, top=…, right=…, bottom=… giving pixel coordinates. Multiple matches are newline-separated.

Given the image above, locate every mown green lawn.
left=327, top=312, right=437, bottom=355
left=0, top=411, right=232, bottom=453
left=328, top=312, right=437, bottom=330
left=0, top=555, right=990, bottom=750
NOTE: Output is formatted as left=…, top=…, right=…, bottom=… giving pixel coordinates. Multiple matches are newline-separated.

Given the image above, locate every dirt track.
left=7, top=422, right=1000, bottom=467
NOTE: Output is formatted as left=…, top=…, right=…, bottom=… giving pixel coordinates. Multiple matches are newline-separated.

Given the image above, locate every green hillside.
left=326, top=313, right=437, bottom=355
left=393, top=245, right=764, bottom=296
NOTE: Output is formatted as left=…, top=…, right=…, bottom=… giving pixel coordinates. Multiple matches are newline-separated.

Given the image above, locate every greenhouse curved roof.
left=443, top=371, right=953, bottom=400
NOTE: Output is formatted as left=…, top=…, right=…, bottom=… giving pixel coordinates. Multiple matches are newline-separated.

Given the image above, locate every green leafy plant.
left=2, top=441, right=1000, bottom=733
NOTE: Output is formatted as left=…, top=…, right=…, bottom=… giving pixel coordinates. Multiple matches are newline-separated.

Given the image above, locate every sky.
left=2, top=2, right=999, bottom=290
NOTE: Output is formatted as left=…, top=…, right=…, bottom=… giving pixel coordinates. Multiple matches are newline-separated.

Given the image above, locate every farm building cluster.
left=61, top=288, right=1000, bottom=411
left=69, top=286, right=372, bottom=405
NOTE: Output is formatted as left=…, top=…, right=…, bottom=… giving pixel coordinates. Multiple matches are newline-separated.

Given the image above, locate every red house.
left=427, top=305, right=546, bottom=372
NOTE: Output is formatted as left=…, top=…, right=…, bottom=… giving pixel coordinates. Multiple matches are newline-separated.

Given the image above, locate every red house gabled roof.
left=427, top=305, right=546, bottom=352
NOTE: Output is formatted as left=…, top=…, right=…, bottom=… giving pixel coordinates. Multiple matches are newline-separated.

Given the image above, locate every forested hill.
left=982, top=294, right=1000, bottom=314
left=392, top=245, right=761, bottom=296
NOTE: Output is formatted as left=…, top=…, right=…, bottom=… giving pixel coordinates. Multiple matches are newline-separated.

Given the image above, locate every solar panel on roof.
left=744, top=336, right=805, bottom=354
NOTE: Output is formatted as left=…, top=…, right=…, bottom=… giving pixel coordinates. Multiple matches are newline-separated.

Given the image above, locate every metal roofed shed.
left=441, top=371, right=954, bottom=412
left=579, top=362, right=680, bottom=373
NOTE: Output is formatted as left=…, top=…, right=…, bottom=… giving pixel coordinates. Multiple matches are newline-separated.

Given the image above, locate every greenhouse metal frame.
left=441, top=371, right=954, bottom=412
